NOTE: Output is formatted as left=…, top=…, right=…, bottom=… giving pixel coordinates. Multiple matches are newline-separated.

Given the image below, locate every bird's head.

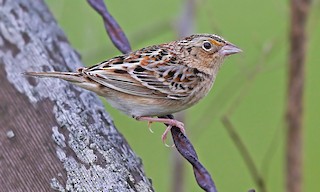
left=179, top=34, right=242, bottom=75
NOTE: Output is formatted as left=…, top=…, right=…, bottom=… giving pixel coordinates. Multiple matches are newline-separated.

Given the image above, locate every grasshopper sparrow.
left=26, top=34, right=241, bottom=143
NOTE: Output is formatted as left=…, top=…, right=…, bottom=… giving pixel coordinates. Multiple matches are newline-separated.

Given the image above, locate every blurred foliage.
left=45, top=0, right=320, bottom=191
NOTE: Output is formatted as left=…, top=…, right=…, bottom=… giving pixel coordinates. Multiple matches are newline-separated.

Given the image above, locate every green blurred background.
left=45, top=0, right=320, bottom=191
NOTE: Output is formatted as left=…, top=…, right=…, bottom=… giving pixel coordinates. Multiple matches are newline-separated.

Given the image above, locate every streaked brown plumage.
left=25, top=34, right=241, bottom=143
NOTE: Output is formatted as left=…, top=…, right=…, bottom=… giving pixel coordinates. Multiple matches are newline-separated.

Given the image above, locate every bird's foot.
left=135, top=116, right=185, bottom=146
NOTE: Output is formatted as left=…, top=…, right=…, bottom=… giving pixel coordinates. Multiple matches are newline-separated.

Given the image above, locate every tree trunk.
left=0, top=0, right=153, bottom=191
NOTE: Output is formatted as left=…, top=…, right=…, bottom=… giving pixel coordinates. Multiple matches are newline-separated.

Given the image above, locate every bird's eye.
left=202, top=41, right=212, bottom=51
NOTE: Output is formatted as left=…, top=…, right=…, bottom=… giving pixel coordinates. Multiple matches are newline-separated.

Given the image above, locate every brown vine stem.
left=87, top=0, right=218, bottom=191
left=286, top=0, right=310, bottom=192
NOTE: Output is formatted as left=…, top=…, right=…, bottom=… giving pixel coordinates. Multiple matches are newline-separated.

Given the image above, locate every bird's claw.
left=148, top=121, right=154, bottom=133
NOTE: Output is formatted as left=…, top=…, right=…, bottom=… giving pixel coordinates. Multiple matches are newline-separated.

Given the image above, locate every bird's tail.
left=24, top=71, right=86, bottom=83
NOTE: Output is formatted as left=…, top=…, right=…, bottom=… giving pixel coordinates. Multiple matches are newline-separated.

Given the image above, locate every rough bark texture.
left=0, top=0, right=153, bottom=191
left=286, top=0, right=310, bottom=192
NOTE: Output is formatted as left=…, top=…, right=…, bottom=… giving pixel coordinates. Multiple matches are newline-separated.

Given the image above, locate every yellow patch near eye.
left=209, top=39, right=222, bottom=46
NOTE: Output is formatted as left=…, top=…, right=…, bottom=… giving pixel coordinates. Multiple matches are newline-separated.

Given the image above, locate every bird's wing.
left=83, top=46, right=204, bottom=100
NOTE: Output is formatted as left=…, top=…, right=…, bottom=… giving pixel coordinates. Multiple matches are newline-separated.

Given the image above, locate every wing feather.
left=82, top=46, right=204, bottom=100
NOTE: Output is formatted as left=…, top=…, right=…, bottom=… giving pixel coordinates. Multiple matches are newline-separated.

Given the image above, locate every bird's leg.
left=134, top=116, right=185, bottom=144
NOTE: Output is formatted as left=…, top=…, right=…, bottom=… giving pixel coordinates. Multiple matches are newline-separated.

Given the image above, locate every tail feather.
left=24, top=71, right=86, bottom=83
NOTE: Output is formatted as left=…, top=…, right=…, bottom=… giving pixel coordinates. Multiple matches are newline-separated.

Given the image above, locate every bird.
left=25, top=34, right=242, bottom=143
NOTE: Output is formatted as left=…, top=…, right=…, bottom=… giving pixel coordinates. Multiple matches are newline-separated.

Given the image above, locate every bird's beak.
left=219, top=43, right=242, bottom=56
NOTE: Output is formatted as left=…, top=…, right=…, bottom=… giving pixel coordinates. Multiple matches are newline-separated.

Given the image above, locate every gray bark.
left=0, top=0, right=153, bottom=191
